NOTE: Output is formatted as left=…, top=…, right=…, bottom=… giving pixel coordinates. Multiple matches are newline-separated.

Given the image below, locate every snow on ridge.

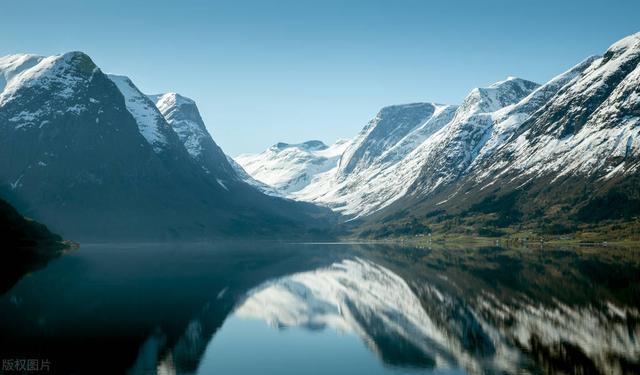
left=149, top=92, right=210, bottom=159
left=227, top=155, right=282, bottom=197
left=606, top=32, right=640, bottom=54
left=0, top=54, right=45, bottom=93
left=337, top=102, right=441, bottom=177
left=0, top=52, right=98, bottom=108
left=235, top=138, right=352, bottom=195
left=107, top=74, right=169, bottom=152
left=457, top=77, right=540, bottom=118
left=476, top=55, right=601, bottom=166
left=152, top=92, right=197, bottom=117
left=473, top=35, right=640, bottom=184
left=245, top=79, right=540, bottom=217
left=566, top=34, right=640, bottom=98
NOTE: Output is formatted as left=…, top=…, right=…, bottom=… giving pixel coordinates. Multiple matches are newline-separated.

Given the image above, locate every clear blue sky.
left=3, top=1, right=639, bottom=155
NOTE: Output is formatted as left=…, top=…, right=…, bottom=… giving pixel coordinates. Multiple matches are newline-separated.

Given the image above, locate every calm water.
left=0, top=242, right=639, bottom=374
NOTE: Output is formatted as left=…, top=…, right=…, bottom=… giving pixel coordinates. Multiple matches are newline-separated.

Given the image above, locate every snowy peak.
left=107, top=73, right=237, bottom=179
left=605, top=32, right=640, bottom=56
left=0, top=52, right=117, bottom=132
left=499, top=56, right=599, bottom=120
left=475, top=56, right=600, bottom=162
left=151, top=92, right=204, bottom=130
left=457, top=77, right=539, bottom=117
left=148, top=92, right=212, bottom=159
left=0, top=54, right=45, bottom=92
left=148, top=91, right=240, bottom=181
left=524, top=33, right=640, bottom=140
left=338, top=102, right=439, bottom=176
left=235, top=138, right=351, bottom=194
left=0, top=51, right=99, bottom=107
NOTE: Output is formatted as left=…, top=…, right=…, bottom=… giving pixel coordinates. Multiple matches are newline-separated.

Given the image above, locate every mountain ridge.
left=0, top=52, right=336, bottom=241
left=235, top=32, right=640, bottom=237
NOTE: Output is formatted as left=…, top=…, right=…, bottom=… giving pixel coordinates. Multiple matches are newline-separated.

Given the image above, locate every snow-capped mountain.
left=246, top=78, right=539, bottom=217
left=0, top=52, right=334, bottom=240
left=475, top=33, right=640, bottom=182
left=148, top=92, right=207, bottom=158
left=147, top=92, right=238, bottom=181
left=387, top=32, right=640, bottom=228
left=235, top=139, right=351, bottom=195
left=236, top=32, right=640, bottom=230
left=294, top=79, right=540, bottom=217
left=293, top=102, right=457, bottom=215
left=400, top=77, right=540, bottom=199
left=337, top=103, right=448, bottom=177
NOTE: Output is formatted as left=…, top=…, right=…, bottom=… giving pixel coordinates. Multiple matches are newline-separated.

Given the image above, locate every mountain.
left=0, top=52, right=334, bottom=241
left=235, top=139, right=351, bottom=195
left=239, top=80, right=541, bottom=218
left=246, top=78, right=539, bottom=218
left=293, top=102, right=458, bottom=215
left=358, top=34, right=640, bottom=237
left=295, top=77, right=546, bottom=218
left=236, top=32, right=640, bottom=237
left=147, top=92, right=238, bottom=180
left=368, top=33, right=640, bottom=236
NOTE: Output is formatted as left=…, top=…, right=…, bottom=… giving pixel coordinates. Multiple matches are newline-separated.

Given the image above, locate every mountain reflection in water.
left=0, top=242, right=638, bottom=374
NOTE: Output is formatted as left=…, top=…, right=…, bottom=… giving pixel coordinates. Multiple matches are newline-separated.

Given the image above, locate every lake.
left=0, top=242, right=639, bottom=374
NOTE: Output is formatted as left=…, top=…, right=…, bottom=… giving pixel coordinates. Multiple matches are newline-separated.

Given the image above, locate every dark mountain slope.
left=0, top=197, right=70, bottom=293
left=0, top=52, right=335, bottom=241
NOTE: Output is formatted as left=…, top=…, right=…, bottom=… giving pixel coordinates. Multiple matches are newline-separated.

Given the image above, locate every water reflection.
left=234, top=259, right=460, bottom=370
left=0, top=243, right=638, bottom=374
left=228, top=255, right=640, bottom=374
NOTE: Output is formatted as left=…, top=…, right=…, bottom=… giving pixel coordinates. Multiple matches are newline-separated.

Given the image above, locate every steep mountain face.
left=235, top=103, right=459, bottom=216
left=377, top=33, right=640, bottom=233
left=337, top=103, right=441, bottom=176
left=0, top=52, right=334, bottom=240
left=148, top=92, right=237, bottom=181
left=235, top=139, right=351, bottom=194
left=108, top=75, right=178, bottom=153
left=387, top=78, right=539, bottom=200
left=238, top=33, right=640, bottom=234
left=239, top=80, right=540, bottom=218
left=292, top=79, right=540, bottom=218
left=293, top=103, right=457, bottom=215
